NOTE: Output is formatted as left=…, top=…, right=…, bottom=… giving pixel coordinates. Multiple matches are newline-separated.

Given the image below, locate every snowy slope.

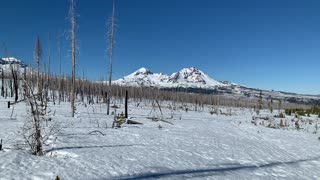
left=0, top=57, right=28, bottom=73
left=114, top=67, right=171, bottom=87
left=114, top=67, right=227, bottom=88
left=1, top=98, right=320, bottom=179
left=168, top=67, right=226, bottom=88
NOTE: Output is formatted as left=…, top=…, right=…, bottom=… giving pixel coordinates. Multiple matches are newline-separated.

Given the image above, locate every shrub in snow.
left=209, top=106, right=219, bottom=115
left=267, top=123, right=276, bottom=129
left=274, top=112, right=285, bottom=118
left=295, top=120, right=300, bottom=130
left=285, top=109, right=292, bottom=116
left=113, top=112, right=126, bottom=128
left=279, top=119, right=284, bottom=127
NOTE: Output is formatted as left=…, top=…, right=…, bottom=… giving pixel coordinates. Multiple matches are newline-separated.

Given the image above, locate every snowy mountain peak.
left=180, top=67, right=201, bottom=73
left=133, top=67, right=153, bottom=75
left=114, top=67, right=227, bottom=88
left=0, top=57, right=23, bottom=64
left=0, top=57, right=28, bottom=71
left=171, top=67, right=207, bottom=84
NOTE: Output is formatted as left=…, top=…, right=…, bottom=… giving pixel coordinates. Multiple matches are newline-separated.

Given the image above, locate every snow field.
left=0, top=98, right=320, bottom=179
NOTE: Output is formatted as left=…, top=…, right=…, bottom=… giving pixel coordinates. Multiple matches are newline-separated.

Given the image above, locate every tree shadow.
left=45, top=144, right=143, bottom=153
left=115, top=155, right=320, bottom=180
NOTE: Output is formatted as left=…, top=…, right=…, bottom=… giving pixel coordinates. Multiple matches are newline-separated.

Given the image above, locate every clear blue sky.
left=1, top=0, right=320, bottom=94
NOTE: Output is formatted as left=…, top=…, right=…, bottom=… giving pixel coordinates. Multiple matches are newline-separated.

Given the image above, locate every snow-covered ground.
left=1, top=97, right=320, bottom=180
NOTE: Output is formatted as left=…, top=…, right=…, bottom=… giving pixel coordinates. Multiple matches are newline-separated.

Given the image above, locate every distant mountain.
left=114, top=67, right=229, bottom=89
left=114, top=67, right=320, bottom=105
left=0, top=57, right=28, bottom=72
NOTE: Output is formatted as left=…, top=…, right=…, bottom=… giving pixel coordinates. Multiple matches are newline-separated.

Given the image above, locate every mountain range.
left=113, top=67, right=233, bottom=88
left=1, top=57, right=319, bottom=105
left=114, top=67, right=320, bottom=105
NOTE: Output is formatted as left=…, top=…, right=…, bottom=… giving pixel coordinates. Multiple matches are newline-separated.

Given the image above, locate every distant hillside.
left=0, top=57, right=28, bottom=73
left=114, top=67, right=320, bottom=105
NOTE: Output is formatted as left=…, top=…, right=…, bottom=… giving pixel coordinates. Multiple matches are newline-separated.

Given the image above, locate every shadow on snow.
left=45, top=144, right=143, bottom=153
left=115, top=155, right=320, bottom=180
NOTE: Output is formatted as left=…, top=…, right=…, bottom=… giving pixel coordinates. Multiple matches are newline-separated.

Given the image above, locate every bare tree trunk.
left=11, top=66, right=19, bottom=102
left=34, top=36, right=42, bottom=101
left=9, top=79, right=13, bottom=98
left=58, top=35, right=62, bottom=105
left=125, top=90, right=128, bottom=118
left=70, top=0, right=76, bottom=117
left=31, top=102, right=43, bottom=156
left=44, top=33, right=51, bottom=113
left=5, top=80, right=8, bottom=98
left=1, top=68, right=4, bottom=97
left=23, top=68, right=27, bottom=99
left=106, top=0, right=116, bottom=115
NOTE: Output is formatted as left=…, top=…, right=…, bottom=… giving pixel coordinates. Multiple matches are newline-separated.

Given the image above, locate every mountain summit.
left=168, top=67, right=225, bottom=87
left=133, top=67, right=153, bottom=75
left=0, top=57, right=28, bottom=72
left=113, top=67, right=227, bottom=88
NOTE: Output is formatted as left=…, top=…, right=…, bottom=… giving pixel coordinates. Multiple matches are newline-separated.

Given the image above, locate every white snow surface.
left=1, top=98, right=320, bottom=179
left=113, top=67, right=227, bottom=88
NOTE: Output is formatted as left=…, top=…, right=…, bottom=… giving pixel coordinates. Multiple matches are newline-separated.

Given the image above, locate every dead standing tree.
left=1, top=67, right=4, bottom=97
left=2, top=47, right=19, bottom=102
left=69, top=0, right=76, bottom=117
left=34, top=36, right=42, bottom=101
left=106, top=0, right=116, bottom=115
left=43, top=33, right=51, bottom=113
left=58, top=35, right=62, bottom=105
left=10, top=65, right=19, bottom=102
left=23, top=80, right=43, bottom=156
